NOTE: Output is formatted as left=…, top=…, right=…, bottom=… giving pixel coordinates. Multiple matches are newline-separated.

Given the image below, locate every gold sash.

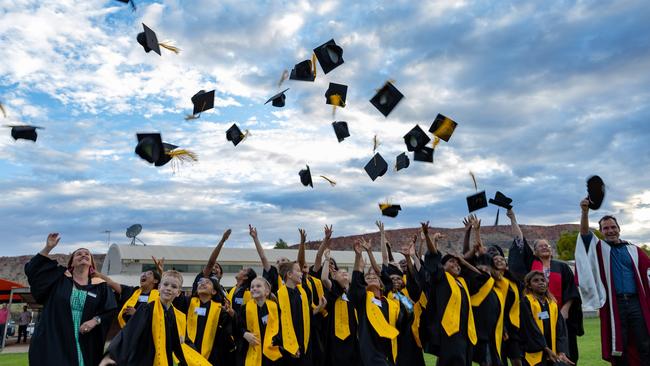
left=411, top=292, right=427, bottom=348
left=118, top=288, right=159, bottom=328
left=334, top=295, right=351, bottom=340
left=524, top=294, right=558, bottom=366
left=245, top=300, right=282, bottom=366
left=365, top=292, right=399, bottom=362
left=278, top=285, right=310, bottom=355
left=186, top=297, right=221, bottom=359
left=470, top=277, right=495, bottom=306
left=305, top=276, right=328, bottom=316
left=441, top=272, right=477, bottom=345
left=227, top=286, right=252, bottom=307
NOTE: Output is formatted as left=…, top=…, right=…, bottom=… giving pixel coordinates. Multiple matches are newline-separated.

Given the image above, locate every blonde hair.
left=252, top=277, right=278, bottom=303
left=161, top=270, right=183, bottom=286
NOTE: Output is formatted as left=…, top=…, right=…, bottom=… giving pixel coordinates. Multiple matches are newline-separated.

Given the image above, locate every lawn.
left=0, top=317, right=608, bottom=366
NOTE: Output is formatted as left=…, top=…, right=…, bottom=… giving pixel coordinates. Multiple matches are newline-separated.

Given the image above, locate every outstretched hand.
left=248, top=225, right=257, bottom=239
left=45, top=233, right=61, bottom=250
left=580, top=197, right=590, bottom=213
left=353, top=239, right=363, bottom=255
left=360, top=238, right=372, bottom=252
left=420, top=221, right=430, bottom=235
left=324, top=225, right=333, bottom=242
left=299, top=228, right=307, bottom=244
left=151, top=256, right=165, bottom=274
left=375, top=220, right=384, bottom=232
left=221, top=228, right=232, bottom=242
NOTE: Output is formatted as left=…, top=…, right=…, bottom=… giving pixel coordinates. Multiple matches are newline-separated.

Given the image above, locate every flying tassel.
left=278, top=69, right=289, bottom=88
left=319, top=175, right=336, bottom=187
left=167, top=149, right=198, bottom=163
left=432, top=136, right=440, bottom=149
left=494, top=209, right=500, bottom=226
left=240, top=129, right=251, bottom=142
left=469, top=171, right=478, bottom=191
left=0, top=103, right=6, bottom=118
left=158, top=41, right=181, bottom=54
left=184, top=114, right=199, bottom=121
left=373, top=134, right=380, bottom=153
left=311, top=53, right=317, bottom=78
left=329, top=94, right=344, bottom=118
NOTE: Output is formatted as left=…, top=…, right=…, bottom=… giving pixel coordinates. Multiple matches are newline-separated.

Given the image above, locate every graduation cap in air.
left=290, top=58, right=316, bottom=82
left=313, top=39, right=344, bottom=74
left=370, top=81, right=404, bottom=117
left=158, top=143, right=198, bottom=168
left=379, top=203, right=402, bottom=218
left=325, top=83, right=347, bottom=107
left=429, top=113, right=457, bottom=142
left=414, top=147, right=434, bottom=163
left=299, top=165, right=313, bottom=188
left=467, top=191, right=488, bottom=213
left=265, top=88, right=289, bottom=108
left=489, top=191, right=513, bottom=210
left=586, top=175, right=605, bottom=210
left=395, top=152, right=409, bottom=171
left=115, top=0, right=136, bottom=11
left=136, top=23, right=179, bottom=55
left=332, top=121, right=350, bottom=142
left=135, top=133, right=165, bottom=164
left=364, top=153, right=388, bottom=181
left=191, top=90, right=215, bottom=116
left=226, top=124, right=248, bottom=147
left=403, top=125, right=430, bottom=152
left=6, top=125, right=44, bottom=142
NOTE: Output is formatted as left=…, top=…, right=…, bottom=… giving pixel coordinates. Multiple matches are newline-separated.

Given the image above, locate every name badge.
left=342, top=293, right=349, bottom=302
left=371, top=298, right=383, bottom=307
left=86, top=292, right=97, bottom=298
left=194, top=307, right=207, bottom=316
left=538, top=311, right=550, bottom=320
left=138, top=295, right=149, bottom=302
left=234, top=297, right=244, bottom=305
left=261, top=315, right=268, bottom=324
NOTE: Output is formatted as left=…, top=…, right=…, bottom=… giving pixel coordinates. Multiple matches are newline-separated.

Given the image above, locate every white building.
left=101, top=244, right=381, bottom=289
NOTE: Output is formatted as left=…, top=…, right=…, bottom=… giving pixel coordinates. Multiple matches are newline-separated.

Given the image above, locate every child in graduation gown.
left=101, top=270, right=190, bottom=366
left=174, top=276, right=234, bottom=365
left=236, top=277, right=283, bottom=366
left=520, top=271, right=574, bottom=366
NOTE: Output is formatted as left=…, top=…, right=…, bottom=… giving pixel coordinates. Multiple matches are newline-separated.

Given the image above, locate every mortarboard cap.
left=414, top=146, right=434, bottom=163
left=395, top=152, right=409, bottom=171
left=332, top=121, right=350, bottom=142
left=191, top=90, right=215, bottom=115
left=370, top=81, right=404, bottom=117
left=154, top=142, right=177, bottom=167
left=587, top=175, right=605, bottom=210
left=6, top=125, right=43, bottom=142
left=135, top=133, right=165, bottom=164
left=265, top=88, right=289, bottom=108
left=116, top=0, right=136, bottom=11
left=299, top=165, right=313, bottom=188
left=441, top=254, right=457, bottom=265
left=226, top=124, right=246, bottom=146
left=289, top=59, right=316, bottom=82
left=403, top=125, right=430, bottom=152
left=325, top=83, right=347, bottom=107
left=364, top=153, right=388, bottom=181
left=489, top=191, right=513, bottom=210
left=466, top=190, right=488, bottom=213
left=429, top=113, right=457, bottom=142
left=313, top=39, right=344, bottom=74
left=137, top=23, right=161, bottom=56
left=379, top=203, right=402, bottom=218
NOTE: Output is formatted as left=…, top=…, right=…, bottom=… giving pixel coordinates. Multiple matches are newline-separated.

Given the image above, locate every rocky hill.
left=0, top=254, right=105, bottom=286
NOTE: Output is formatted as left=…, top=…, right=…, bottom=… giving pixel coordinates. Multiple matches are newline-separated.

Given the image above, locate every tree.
left=274, top=238, right=289, bottom=249
left=556, top=229, right=603, bottom=260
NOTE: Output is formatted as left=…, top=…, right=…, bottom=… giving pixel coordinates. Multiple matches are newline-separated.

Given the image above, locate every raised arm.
left=39, top=232, right=60, bottom=257
left=320, top=249, right=332, bottom=290
left=313, top=225, right=333, bottom=273
left=95, top=272, right=122, bottom=294
left=353, top=240, right=364, bottom=272
left=580, top=198, right=590, bottom=235
left=472, top=217, right=486, bottom=255
left=462, top=215, right=474, bottom=255
left=249, top=225, right=270, bottom=272
left=297, top=228, right=307, bottom=270
left=361, top=238, right=381, bottom=275
left=398, top=236, right=417, bottom=277
left=507, top=209, right=523, bottom=241
left=203, top=229, right=231, bottom=277
left=421, top=221, right=437, bottom=254
left=376, top=221, right=388, bottom=265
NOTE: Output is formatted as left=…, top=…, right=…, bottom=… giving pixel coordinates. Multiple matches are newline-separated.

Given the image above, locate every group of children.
left=95, top=217, right=577, bottom=366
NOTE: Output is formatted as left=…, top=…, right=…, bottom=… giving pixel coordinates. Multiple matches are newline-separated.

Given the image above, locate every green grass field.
left=0, top=317, right=608, bottom=366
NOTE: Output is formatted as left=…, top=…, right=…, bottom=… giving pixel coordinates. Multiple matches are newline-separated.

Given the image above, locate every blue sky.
left=1, top=0, right=649, bottom=256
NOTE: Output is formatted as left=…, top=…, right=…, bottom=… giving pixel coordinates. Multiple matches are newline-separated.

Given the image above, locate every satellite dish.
left=126, top=224, right=146, bottom=245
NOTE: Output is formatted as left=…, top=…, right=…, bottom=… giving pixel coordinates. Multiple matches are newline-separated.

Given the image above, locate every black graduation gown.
left=472, top=287, right=502, bottom=365
left=423, top=251, right=488, bottom=366
left=264, top=265, right=281, bottom=295
left=502, top=275, right=523, bottom=361
left=173, top=294, right=234, bottom=365
left=190, top=272, right=227, bottom=304
left=107, top=301, right=187, bottom=366
left=117, top=285, right=154, bottom=324
left=25, top=253, right=117, bottom=366
left=235, top=301, right=281, bottom=366
left=277, top=284, right=313, bottom=366
left=390, top=267, right=425, bottom=366
left=322, top=281, right=360, bottom=366
left=520, top=296, right=569, bottom=366
left=349, top=270, right=405, bottom=366
left=304, top=272, right=326, bottom=366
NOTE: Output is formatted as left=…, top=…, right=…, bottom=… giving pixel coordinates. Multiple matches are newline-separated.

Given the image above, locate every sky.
left=1, top=0, right=649, bottom=256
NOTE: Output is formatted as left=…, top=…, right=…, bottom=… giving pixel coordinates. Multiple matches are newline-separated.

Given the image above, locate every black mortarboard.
left=587, top=175, right=605, bottom=210
left=137, top=23, right=161, bottom=56
left=325, top=83, right=347, bottom=107
left=414, top=147, right=434, bottom=163
left=299, top=165, right=313, bottom=188
left=191, top=90, right=215, bottom=115
left=475, top=254, right=493, bottom=267
left=364, top=153, right=388, bottom=181
left=403, top=125, right=430, bottom=152
left=116, top=0, right=136, bottom=11
left=313, top=39, right=344, bottom=74
left=370, top=81, right=404, bottom=117
left=289, top=59, right=316, bottom=82
left=332, top=121, right=350, bottom=142
left=135, top=133, right=165, bottom=164
left=379, top=203, right=402, bottom=218
left=265, top=88, right=289, bottom=108
left=154, top=143, right=177, bottom=167
left=395, top=152, right=409, bottom=171
left=489, top=191, right=513, bottom=210
left=466, top=190, right=488, bottom=213
left=429, top=113, right=457, bottom=142
left=7, top=125, right=43, bottom=142
left=384, top=263, right=403, bottom=277
left=226, top=124, right=245, bottom=146
left=441, top=254, right=457, bottom=265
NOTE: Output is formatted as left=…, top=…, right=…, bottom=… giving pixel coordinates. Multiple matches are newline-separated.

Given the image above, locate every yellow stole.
left=245, top=300, right=282, bottom=366
left=411, top=292, right=428, bottom=348
left=470, top=277, right=495, bottom=306
left=441, top=272, right=477, bottom=345
left=524, top=294, right=558, bottom=366
left=334, top=293, right=352, bottom=340
left=305, top=276, right=328, bottom=316
left=277, top=285, right=310, bottom=355
left=365, top=292, right=400, bottom=363
left=186, top=297, right=221, bottom=359
left=118, top=288, right=159, bottom=328
left=492, top=278, right=510, bottom=359
left=151, top=300, right=209, bottom=366
left=227, top=286, right=252, bottom=307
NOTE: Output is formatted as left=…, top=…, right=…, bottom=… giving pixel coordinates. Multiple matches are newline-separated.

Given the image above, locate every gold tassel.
left=0, top=103, right=6, bottom=118
left=167, top=149, right=198, bottom=163
left=469, top=171, right=478, bottom=191
left=311, top=53, right=317, bottom=78
left=373, top=134, right=380, bottom=153
left=278, top=69, right=289, bottom=88
left=320, top=175, right=336, bottom=187
left=159, top=42, right=181, bottom=54
left=432, top=136, right=440, bottom=149
left=240, top=129, right=251, bottom=142
left=184, top=114, right=199, bottom=121
left=329, top=94, right=344, bottom=118
left=379, top=201, right=391, bottom=211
